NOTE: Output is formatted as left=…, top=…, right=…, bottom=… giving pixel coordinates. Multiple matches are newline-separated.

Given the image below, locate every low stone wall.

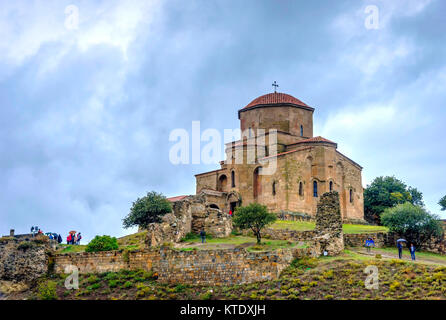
left=54, top=247, right=311, bottom=286
left=343, top=232, right=390, bottom=248
left=255, top=228, right=390, bottom=248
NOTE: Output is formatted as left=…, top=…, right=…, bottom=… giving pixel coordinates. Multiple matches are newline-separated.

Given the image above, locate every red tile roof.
left=288, top=136, right=337, bottom=146
left=243, top=92, right=311, bottom=109
left=167, top=195, right=188, bottom=202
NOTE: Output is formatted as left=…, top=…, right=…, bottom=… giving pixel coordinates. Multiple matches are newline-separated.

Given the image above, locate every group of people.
left=397, top=241, right=417, bottom=261
left=67, top=232, right=82, bottom=245
left=30, top=226, right=43, bottom=237
left=30, top=226, right=63, bottom=244
left=364, top=237, right=416, bottom=261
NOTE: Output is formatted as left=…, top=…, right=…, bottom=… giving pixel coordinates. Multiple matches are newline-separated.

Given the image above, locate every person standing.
left=67, top=233, right=71, bottom=245
left=57, top=234, right=62, bottom=244
left=200, top=229, right=206, bottom=244
left=31, top=226, right=35, bottom=237
left=76, top=233, right=82, bottom=245
left=410, top=243, right=416, bottom=261
left=397, top=241, right=403, bottom=259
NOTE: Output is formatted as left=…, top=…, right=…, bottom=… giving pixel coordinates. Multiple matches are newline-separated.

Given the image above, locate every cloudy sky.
left=1, top=0, right=445, bottom=240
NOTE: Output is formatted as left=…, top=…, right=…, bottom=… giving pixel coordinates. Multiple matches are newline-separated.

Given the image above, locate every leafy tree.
left=439, top=195, right=446, bottom=211
left=123, top=191, right=172, bottom=229
left=232, top=203, right=277, bottom=244
left=85, top=235, right=119, bottom=252
left=381, top=202, right=443, bottom=247
left=364, top=176, right=424, bottom=224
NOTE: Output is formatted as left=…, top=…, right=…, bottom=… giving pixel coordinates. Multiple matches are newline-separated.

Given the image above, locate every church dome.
left=242, top=92, right=312, bottom=110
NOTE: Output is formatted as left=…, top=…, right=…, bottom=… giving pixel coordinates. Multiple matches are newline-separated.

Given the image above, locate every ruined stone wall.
left=146, top=193, right=232, bottom=246
left=0, top=237, right=50, bottom=283
left=54, top=247, right=312, bottom=285
left=312, top=191, right=344, bottom=256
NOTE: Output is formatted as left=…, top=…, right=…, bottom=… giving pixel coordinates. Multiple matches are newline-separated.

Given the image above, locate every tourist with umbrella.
left=397, top=239, right=406, bottom=259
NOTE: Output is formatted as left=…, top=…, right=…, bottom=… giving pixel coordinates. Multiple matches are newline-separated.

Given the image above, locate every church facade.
left=189, top=92, right=364, bottom=222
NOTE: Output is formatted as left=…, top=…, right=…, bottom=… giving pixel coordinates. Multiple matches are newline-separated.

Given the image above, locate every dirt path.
left=351, top=247, right=446, bottom=266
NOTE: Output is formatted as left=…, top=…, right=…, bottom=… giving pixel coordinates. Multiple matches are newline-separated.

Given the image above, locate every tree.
left=232, top=203, right=277, bottom=244
left=85, top=235, right=119, bottom=252
left=364, top=176, right=424, bottom=225
left=123, top=191, right=172, bottom=229
left=439, top=195, right=446, bottom=211
left=381, top=202, right=443, bottom=247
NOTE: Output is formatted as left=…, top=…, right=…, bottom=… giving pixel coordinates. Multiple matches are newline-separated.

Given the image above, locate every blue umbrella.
left=396, top=239, right=407, bottom=242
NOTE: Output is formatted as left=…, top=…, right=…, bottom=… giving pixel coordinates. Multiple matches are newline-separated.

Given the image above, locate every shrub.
left=232, top=203, right=277, bottom=244
left=123, top=191, right=172, bottom=229
left=37, top=281, right=58, bottom=300
left=108, top=280, right=119, bottom=288
left=121, top=281, right=133, bottom=289
left=17, top=242, right=36, bottom=251
left=85, top=235, right=119, bottom=252
left=200, top=291, right=213, bottom=300
left=86, top=275, right=99, bottom=284
left=291, top=257, right=318, bottom=269
left=381, top=202, right=443, bottom=247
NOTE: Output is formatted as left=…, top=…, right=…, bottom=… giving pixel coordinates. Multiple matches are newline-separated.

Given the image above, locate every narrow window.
left=329, top=181, right=333, bottom=192
left=313, top=181, right=318, bottom=197
left=300, top=125, right=304, bottom=137
left=299, top=182, right=303, bottom=196
left=272, top=181, right=276, bottom=196
left=231, top=170, right=235, bottom=188
left=350, top=189, right=353, bottom=203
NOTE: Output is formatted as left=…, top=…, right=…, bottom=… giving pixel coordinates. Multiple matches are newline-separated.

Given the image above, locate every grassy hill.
left=19, top=249, right=446, bottom=300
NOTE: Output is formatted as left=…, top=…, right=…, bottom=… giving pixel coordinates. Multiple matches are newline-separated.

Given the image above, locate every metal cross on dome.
left=272, top=81, right=279, bottom=93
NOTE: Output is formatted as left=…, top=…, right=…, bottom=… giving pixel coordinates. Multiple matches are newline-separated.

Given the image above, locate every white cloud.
left=0, top=0, right=160, bottom=75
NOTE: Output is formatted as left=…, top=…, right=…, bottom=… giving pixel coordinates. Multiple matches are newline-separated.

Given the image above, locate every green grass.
left=117, top=231, right=147, bottom=249
left=58, top=244, right=87, bottom=253
left=270, top=220, right=388, bottom=234
left=182, top=234, right=303, bottom=251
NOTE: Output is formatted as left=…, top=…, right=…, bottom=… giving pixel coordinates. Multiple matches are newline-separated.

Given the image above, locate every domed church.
left=186, top=90, right=364, bottom=222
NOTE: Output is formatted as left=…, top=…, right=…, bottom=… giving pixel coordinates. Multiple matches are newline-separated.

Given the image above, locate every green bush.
left=37, top=281, right=58, bottom=300
left=85, top=235, right=119, bottom=252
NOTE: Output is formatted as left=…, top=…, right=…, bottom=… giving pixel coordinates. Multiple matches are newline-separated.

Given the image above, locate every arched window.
left=272, top=181, right=276, bottom=196
left=253, top=167, right=262, bottom=199
left=329, top=181, right=333, bottom=192
left=218, top=175, right=227, bottom=192
left=300, top=125, right=304, bottom=137
left=350, top=189, right=353, bottom=203
left=299, top=182, right=303, bottom=196
left=231, top=170, right=235, bottom=188
left=313, top=181, right=318, bottom=197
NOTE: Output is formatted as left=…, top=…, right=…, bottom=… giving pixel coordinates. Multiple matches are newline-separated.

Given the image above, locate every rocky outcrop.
left=311, top=191, right=344, bottom=256
left=0, top=236, right=51, bottom=284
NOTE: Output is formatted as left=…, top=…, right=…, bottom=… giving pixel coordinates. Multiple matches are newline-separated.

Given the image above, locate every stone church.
left=172, top=91, right=365, bottom=222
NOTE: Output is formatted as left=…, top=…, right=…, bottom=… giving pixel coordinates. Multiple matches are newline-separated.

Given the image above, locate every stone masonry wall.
left=0, top=237, right=50, bottom=283
left=312, top=191, right=344, bottom=256
left=54, top=247, right=311, bottom=286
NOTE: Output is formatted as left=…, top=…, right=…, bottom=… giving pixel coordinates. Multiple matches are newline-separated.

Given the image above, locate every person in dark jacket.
left=200, top=230, right=206, bottom=243
left=410, top=243, right=416, bottom=261
left=397, top=241, right=403, bottom=259
left=57, top=234, right=62, bottom=244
